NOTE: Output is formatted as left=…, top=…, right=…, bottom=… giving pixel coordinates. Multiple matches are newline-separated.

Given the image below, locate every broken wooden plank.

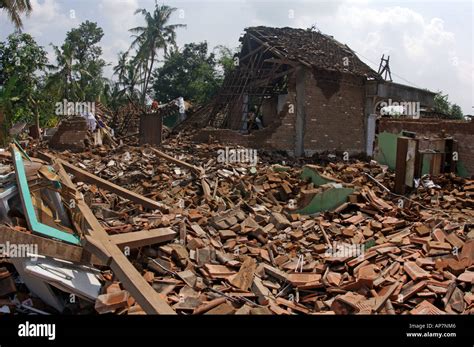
left=149, top=147, right=203, bottom=175
left=109, top=228, right=176, bottom=250
left=228, top=256, right=256, bottom=291
left=0, top=226, right=103, bottom=264
left=54, top=161, right=176, bottom=315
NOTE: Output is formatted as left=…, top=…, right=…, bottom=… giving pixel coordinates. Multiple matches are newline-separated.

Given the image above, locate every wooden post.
left=394, top=137, right=419, bottom=195
left=139, top=113, right=162, bottom=146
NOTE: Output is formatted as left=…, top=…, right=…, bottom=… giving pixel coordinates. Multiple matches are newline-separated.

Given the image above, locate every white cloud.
left=98, top=0, right=140, bottom=78
left=23, top=0, right=77, bottom=38
left=99, top=0, right=139, bottom=33
left=0, top=0, right=471, bottom=112
left=292, top=2, right=471, bottom=112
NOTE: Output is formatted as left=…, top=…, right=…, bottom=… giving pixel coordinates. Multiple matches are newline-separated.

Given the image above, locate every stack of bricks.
left=49, top=117, right=89, bottom=152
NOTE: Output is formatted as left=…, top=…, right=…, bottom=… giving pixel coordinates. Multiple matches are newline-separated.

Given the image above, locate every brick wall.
left=49, top=117, right=89, bottom=152
left=303, top=68, right=366, bottom=156
left=193, top=73, right=298, bottom=154
left=192, top=93, right=297, bottom=155
left=379, top=118, right=474, bottom=175
left=192, top=68, right=367, bottom=156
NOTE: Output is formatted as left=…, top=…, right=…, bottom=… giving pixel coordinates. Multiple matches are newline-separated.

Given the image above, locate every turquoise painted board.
left=296, top=187, right=354, bottom=215
left=12, top=146, right=80, bottom=245
left=13, top=138, right=31, bottom=161
left=301, top=166, right=334, bottom=186
left=272, top=165, right=291, bottom=172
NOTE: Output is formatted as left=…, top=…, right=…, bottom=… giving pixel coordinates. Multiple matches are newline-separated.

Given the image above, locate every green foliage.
left=112, top=51, right=142, bottom=102
left=129, top=1, right=186, bottom=104
left=434, top=92, right=463, bottom=120
left=450, top=104, right=463, bottom=120
left=0, top=33, right=48, bottom=139
left=434, top=93, right=450, bottom=114
left=102, top=81, right=129, bottom=113
left=47, top=21, right=107, bottom=102
left=214, top=45, right=237, bottom=78
left=152, top=42, right=232, bottom=104
left=0, top=0, right=32, bottom=30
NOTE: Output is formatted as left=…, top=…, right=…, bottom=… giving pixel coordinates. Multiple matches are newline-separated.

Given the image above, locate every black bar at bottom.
left=0, top=315, right=472, bottom=346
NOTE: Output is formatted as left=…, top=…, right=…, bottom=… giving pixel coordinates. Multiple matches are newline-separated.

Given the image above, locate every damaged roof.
left=242, top=26, right=381, bottom=79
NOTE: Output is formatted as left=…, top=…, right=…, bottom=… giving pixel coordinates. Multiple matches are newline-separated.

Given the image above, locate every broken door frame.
left=11, top=144, right=81, bottom=245
left=41, top=156, right=176, bottom=314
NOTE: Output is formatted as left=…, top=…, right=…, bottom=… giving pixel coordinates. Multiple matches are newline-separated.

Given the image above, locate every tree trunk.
left=144, top=51, right=155, bottom=100
left=30, top=111, right=41, bottom=140
left=141, top=47, right=156, bottom=106
left=0, top=109, right=5, bottom=146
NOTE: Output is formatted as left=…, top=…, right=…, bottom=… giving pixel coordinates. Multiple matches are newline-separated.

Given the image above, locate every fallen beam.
left=0, top=226, right=103, bottom=264
left=149, top=147, right=203, bottom=175
left=109, top=227, right=176, bottom=250
left=149, top=147, right=211, bottom=199
left=83, top=227, right=177, bottom=314
left=53, top=161, right=176, bottom=314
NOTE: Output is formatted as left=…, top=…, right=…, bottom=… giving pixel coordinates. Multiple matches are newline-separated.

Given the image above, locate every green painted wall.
left=374, top=132, right=398, bottom=170
left=375, top=132, right=469, bottom=177
left=301, top=166, right=334, bottom=185
left=297, top=166, right=353, bottom=214
left=296, top=187, right=354, bottom=215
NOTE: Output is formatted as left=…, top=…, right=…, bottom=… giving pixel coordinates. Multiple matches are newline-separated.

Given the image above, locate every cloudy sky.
left=1, top=0, right=472, bottom=113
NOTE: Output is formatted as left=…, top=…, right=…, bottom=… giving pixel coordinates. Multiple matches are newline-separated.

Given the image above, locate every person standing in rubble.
left=178, top=97, right=186, bottom=122
left=81, top=111, right=97, bottom=132
left=151, top=99, right=160, bottom=112
left=247, top=106, right=263, bottom=132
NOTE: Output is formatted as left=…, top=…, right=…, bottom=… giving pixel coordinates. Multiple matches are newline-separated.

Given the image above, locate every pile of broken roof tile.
left=12, top=135, right=469, bottom=315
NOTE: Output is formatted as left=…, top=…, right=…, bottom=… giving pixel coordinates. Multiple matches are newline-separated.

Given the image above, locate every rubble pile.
left=49, top=117, right=89, bottom=152
left=0, top=136, right=472, bottom=315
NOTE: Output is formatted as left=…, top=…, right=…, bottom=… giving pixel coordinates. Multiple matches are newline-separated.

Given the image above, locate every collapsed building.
left=185, top=26, right=436, bottom=158
left=0, top=138, right=472, bottom=315
left=0, top=26, right=471, bottom=316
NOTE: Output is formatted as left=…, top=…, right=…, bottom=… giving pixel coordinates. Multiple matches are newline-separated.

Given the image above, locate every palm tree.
left=129, top=2, right=185, bottom=104
left=113, top=51, right=142, bottom=100
left=0, top=0, right=32, bottom=30
left=47, top=43, right=99, bottom=102
left=47, top=43, right=75, bottom=100
left=113, top=51, right=129, bottom=83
